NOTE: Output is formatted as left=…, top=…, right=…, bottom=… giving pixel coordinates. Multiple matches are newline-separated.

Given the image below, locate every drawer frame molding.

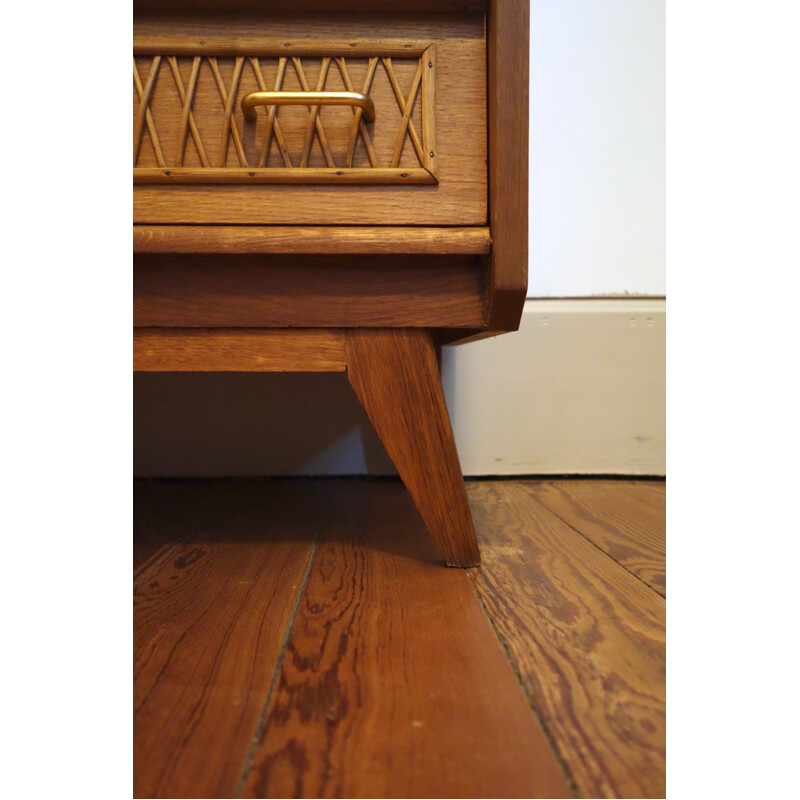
left=133, top=41, right=438, bottom=184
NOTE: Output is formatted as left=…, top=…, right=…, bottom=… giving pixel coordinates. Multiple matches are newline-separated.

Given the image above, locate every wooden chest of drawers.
left=133, top=0, right=530, bottom=567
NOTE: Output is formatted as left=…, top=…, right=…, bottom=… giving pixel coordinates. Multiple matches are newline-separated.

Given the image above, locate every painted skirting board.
left=133, top=298, right=665, bottom=477
left=443, top=298, right=665, bottom=475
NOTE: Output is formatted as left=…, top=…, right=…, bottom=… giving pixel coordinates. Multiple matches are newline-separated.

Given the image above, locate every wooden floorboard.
left=133, top=478, right=666, bottom=799
left=526, top=479, right=666, bottom=596
left=133, top=481, right=327, bottom=799
left=241, top=481, right=571, bottom=799
left=467, top=481, right=666, bottom=799
left=133, top=480, right=204, bottom=575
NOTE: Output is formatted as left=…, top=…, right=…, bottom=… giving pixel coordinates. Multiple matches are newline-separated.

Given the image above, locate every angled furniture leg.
left=346, top=328, right=480, bottom=567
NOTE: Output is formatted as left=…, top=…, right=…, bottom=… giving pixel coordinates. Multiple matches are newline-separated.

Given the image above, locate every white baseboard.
left=134, top=298, right=665, bottom=477
left=443, top=298, right=665, bottom=475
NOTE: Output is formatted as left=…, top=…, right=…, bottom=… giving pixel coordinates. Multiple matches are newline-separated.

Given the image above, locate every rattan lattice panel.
left=133, top=43, right=438, bottom=185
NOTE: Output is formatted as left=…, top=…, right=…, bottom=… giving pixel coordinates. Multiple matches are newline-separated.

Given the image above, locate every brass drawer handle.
left=241, top=91, right=376, bottom=123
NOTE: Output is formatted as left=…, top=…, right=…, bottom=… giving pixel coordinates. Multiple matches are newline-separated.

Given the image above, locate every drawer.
left=134, top=45, right=440, bottom=185
left=133, top=15, right=487, bottom=226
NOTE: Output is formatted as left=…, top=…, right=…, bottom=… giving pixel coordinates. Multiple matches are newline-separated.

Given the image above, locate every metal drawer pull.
left=241, top=91, right=375, bottom=123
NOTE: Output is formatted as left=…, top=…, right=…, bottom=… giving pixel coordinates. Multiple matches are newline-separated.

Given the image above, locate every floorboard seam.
left=465, top=568, right=581, bottom=798
left=525, top=490, right=666, bottom=599
left=233, top=491, right=330, bottom=799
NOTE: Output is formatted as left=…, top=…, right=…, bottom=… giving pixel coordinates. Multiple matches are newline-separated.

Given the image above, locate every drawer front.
left=133, top=16, right=486, bottom=225
left=134, top=45, right=438, bottom=185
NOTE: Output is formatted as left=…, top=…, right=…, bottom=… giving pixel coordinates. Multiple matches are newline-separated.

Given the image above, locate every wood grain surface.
left=133, top=255, right=488, bottom=329
left=133, top=225, right=491, bottom=255
left=467, top=481, right=666, bottom=799
left=133, top=481, right=327, bottom=799
left=528, top=480, right=666, bottom=596
left=133, top=15, right=486, bottom=225
left=134, top=40, right=433, bottom=58
left=134, top=1, right=486, bottom=13
left=485, top=0, right=529, bottom=332
left=134, top=168, right=436, bottom=185
left=346, top=329, right=480, bottom=567
left=134, top=328, right=346, bottom=372
left=133, top=480, right=203, bottom=574
left=241, top=481, right=571, bottom=799
left=133, top=478, right=665, bottom=798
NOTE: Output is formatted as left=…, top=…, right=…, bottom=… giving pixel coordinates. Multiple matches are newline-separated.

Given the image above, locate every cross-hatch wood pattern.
left=133, top=46, right=438, bottom=185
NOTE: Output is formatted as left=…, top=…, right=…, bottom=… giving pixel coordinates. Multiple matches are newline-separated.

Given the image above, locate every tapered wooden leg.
left=346, top=328, right=480, bottom=567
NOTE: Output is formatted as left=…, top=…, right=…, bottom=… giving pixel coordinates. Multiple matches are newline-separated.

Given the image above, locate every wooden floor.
left=134, top=478, right=665, bottom=799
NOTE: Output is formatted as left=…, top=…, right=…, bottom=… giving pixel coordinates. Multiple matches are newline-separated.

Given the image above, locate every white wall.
left=530, top=0, right=665, bottom=296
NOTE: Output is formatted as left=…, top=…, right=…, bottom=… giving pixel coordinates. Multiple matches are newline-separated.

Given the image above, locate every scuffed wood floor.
left=134, top=478, right=665, bottom=799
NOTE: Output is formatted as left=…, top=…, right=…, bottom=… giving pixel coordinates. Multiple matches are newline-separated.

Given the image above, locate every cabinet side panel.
left=486, top=0, right=529, bottom=330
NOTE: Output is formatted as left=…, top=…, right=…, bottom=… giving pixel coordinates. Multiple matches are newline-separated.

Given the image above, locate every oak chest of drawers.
left=133, top=0, right=530, bottom=567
